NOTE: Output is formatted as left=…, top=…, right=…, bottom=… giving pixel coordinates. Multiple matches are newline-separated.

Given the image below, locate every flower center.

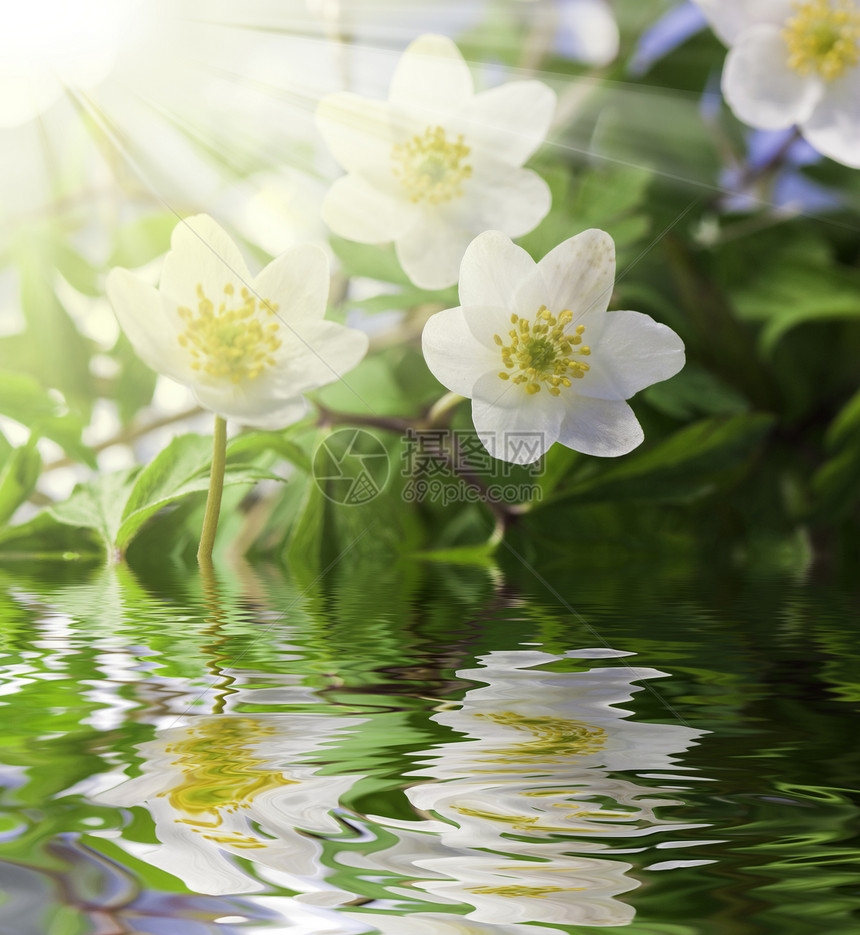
left=494, top=306, right=591, bottom=396
left=783, top=0, right=860, bottom=80
left=177, top=283, right=281, bottom=384
left=391, top=125, right=472, bottom=205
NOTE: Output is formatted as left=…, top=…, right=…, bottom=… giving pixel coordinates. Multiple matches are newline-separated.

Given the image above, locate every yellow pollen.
left=494, top=306, right=591, bottom=396
left=783, top=0, right=860, bottom=80
left=176, top=282, right=281, bottom=384
left=391, top=125, right=472, bottom=205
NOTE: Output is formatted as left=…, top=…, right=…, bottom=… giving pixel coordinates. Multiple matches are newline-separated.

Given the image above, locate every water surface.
left=0, top=559, right=857, bottom=934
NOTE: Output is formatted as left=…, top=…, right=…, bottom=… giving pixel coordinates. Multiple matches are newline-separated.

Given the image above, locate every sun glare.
left=0, top=0, right=135, bottom=126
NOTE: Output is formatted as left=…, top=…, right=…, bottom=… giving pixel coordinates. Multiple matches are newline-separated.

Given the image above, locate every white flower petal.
left=192, top=384, right=309, bottom=429
left=574, top=310, right=686, bottom=400
left=472, top=389, right=564, bottom=464
left=395, top=215, right=474, bottom=290
left=722, top=25, right=822, bottom=129
left=465, top=80, right=556, bottom=168
left=557, top=396, right=644, bottom=457
left=422, top=306, right=498, bottom=396
left=389, top=34, right=474, bottom=116
left=559, top=0, right=620, bottom=66
left=537, top=229, right=616, bottom=319
left=252, top=244, right=329, bottom=323
left=322, top=174, right=413, bottom=244
left=801, top=71, right=860, bottom=168
left=159, top=214, right=253, bottom=310
left=694, top=0, right=792, bottom=44
left=105, top=268, right=190, bottom=382
left=458, top=231, right=538, bottom=313
left=315, top=93, right=394, bottom=174
left=274, top=320, right=370, bottom=398
left=461, top=166, right=552, bottom=240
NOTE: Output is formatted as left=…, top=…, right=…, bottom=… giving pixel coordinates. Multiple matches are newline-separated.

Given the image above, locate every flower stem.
left=197, top=415, right=227, bottom=566
left=426, top=392, right=465, bottom=427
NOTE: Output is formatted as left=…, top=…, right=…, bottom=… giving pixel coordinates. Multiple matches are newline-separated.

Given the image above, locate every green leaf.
left=0, top=511, right=102, bottom=560
left=330, top=238, right=411, bottom=287
left=811, top=444, right=860, bottom=521
left=518, top=163, right=652, bottom=263
left=642, top=364, right=750, bottom=419
left=542, top=413, right=775, bottom=505
left=226, top=430, right=312, bottom=473
left=826, top=386, right=860, bottom=451
left=108, top=213, right=176, bottom=268
left=731, top=252, right=860, bottom=355
left=116, top=433, right=273, bottom=552
left=110, top=333, right=158, bottom=426
left=0, top=372, right=95, bottom=467
left=50, top=468, right=139, bottom=554
left=9, top=235, right=94, bottom=408
left=41, top=433, right=275, bottom=556
left=0, top=441, right=41, bottom=526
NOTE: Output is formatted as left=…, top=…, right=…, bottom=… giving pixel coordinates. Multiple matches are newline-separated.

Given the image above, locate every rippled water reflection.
left=0, top=561, right=857, bottom=934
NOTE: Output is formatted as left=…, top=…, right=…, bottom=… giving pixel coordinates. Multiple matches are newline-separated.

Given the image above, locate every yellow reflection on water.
left=163, top=717, right=294, bottom=844
left=475, top=712, right=608, bottom=761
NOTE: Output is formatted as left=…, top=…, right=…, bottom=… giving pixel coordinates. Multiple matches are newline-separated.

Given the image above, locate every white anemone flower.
left=316, top=34, right=556, bottom=290
left=421, top=229, right=685, bottom=464
left=106, top=214, right=368, bottom=429
left=694, top=0, right=860, bottom=167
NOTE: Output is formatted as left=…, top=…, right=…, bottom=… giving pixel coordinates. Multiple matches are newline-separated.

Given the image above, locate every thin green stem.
left=425, top=391, right=465, bottom=428
left=197, top=415, right=227, bottom=566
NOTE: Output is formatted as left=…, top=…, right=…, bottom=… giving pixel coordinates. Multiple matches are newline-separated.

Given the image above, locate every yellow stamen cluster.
left=177, top=282, right=281, bottom=384
left=391, top=125, right=472, bottom=205
left=494, top=306, right=591, bottom=397
left=783, top=0, right=860, bottom=80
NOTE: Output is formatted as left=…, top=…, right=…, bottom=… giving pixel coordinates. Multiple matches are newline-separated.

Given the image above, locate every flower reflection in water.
left=379, top=650, right=710, bottom=926
left=93, top=649, right=709, bottom=930
left=96, top=713, right=362, bottom=897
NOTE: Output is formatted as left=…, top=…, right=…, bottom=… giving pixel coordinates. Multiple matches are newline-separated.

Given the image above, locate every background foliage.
left=0, top=0, right=858, bottom=578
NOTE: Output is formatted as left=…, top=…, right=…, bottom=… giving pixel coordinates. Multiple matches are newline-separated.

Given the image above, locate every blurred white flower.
left=693, top=0, right=860, bottom=167
left=106, top=214, right=368, bottom=428
left=421, top=229, right=685, bottom=464
left=518, top=0, right=620, bottom=65
left=316, top=34, right=556, bottom=289
left=95, top=714, right=361, bottom=895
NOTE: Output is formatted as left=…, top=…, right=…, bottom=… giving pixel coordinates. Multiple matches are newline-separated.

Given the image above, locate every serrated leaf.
left=116, top=433, right=273, bottom=552
left=50, top=468, right=139, bottom=554
left=116, top=463, right=271, bottom=552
